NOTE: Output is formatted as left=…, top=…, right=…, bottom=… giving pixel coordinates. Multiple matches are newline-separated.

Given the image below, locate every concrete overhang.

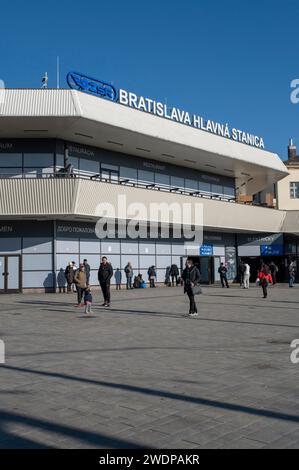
left=0, top=89, right=289, bottom=194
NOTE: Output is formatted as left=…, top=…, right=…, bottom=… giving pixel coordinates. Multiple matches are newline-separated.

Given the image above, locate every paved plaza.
left=0, top=284, right=299, bottom=449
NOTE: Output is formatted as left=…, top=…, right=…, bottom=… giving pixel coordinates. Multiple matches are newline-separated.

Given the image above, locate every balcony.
left=0, top=174, right=292, bottom=234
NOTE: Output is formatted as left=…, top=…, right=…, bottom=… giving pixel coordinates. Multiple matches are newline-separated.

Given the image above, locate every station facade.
left=0, top=80, right=298, bottom=292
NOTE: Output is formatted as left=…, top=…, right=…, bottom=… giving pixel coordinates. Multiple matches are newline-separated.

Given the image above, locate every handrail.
left=0, top=172, right=276, bottom=209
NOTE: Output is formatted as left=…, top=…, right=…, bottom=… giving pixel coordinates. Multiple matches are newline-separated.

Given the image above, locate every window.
left=171, top=176, right=184, bottom=189
left=138, top=170, right=155, bottom=184
left=155, top=173, right=170, bottom=187
left=0, top=153, right=22, bottom=167
left=23, top=153, right=54, bottom=168
left=120, top=166, right=137, bottom=181
left=290, top=182, right=299, bottom=199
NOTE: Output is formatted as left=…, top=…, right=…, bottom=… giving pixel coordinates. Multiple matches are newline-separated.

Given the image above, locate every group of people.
left=60, top=255, right=297, bottom=317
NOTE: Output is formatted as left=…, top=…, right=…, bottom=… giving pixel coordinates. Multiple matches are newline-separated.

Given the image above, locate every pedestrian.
left=239, top=261, right=245, bottom=288
left=57, top=268, right=66, bottom=293
left=124, top=262, right=134, bottom=289
left=243, top=263, right=251, bottom=289
left=258, top=265, right=273, bottom=299
left=74, top=263, right=87, bottom=307
left=64, top=262, right=74, bottom=293
left=182, top=259, right=201, bottom=317
left=98, top=256, right=113, bottom=307
left=115, top=268, right=122, bottom=290
left=83, top=259, right=91, bottom=285
left=165, top=266, right=171, bottom=287
left=218, top=263, right=230, bottom=288
left=71, top=261, right=78, bottom=292
left=148, top=265, right=157, bottom=288
left=170, top=264, right=179, bottom=286
left=288, top=260, right=296, bottom=288
left=84, top=287, right=93, bottom=315
left=269, top=261, right=278, bottom=285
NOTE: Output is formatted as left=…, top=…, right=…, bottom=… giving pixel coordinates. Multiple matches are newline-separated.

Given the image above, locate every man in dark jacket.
left=98, top=257, right=113, bottom=307
left=182, top=259, right=201, bottom=317
left=83, top=259, right=91, bottom=285
left=124, top=262, right=134, bottom=290
left=170, top=264, right=179, bottom=286
left=218, top=263, right=230, bottom=288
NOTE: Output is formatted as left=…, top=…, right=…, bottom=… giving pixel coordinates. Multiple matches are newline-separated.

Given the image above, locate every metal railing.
left=0, top=170, right=276, bottom=209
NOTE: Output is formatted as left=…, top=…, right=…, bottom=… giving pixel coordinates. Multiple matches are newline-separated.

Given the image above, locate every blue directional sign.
left=67, top=71, right=118, bottom=102
left=200, top=245, right=214, bottom=256
left=260, top=244, right=283, bottom=256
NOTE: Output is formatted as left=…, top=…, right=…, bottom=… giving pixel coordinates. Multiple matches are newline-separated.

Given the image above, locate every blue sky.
left=1, top=0, right=299, bottom=159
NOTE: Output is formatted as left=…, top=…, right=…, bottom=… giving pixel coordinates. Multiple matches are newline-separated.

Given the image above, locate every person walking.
left=258, top=265, right=273, bottom=299
left=269, top=261, right=278, bottom=285
left=182, top=259, right=201, bottom=317
left=170, top=264, right=179, bottom=286
left=64, top=262, right=74, bottom=293
left=288, top=260, right=296, bottom=288
left=218, top=263, right=230, bottom=288
left=124, top=262, right=134, bottom=290
left=243, top=263, right=251, bottom=289
left=239, top=261, right=246, bottom=288
left=148, top=265, right=157, bottom=288
left=98, top=257, right=113, bottom=307
left=83, top=259, right=91, bottom=285
left=71, top=261, right=78, bottom=292
left=74, top=263, right=87, bottom=307
left=165, top=266, right=171, bottom=287
left=84, top=287, right=93, bottom=315
left=115, top=268, right=122, bottom=290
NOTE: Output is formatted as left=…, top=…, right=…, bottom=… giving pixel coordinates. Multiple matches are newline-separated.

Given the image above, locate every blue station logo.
left=67, top=71, right=117, bottom=102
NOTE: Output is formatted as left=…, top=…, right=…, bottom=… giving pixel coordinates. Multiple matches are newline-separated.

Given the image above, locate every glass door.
left=0, top=257, right=5, bottom=293
left=0, top=256, right=21, bottom=293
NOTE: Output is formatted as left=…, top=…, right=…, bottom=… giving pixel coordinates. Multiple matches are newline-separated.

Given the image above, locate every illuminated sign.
left=67, top=72, right=265, bottom=149
left=67, top=72, right=117, bottom=102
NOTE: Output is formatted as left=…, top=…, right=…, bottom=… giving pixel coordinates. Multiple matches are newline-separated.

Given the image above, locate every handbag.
left=191, top=285, right=202, bottom=296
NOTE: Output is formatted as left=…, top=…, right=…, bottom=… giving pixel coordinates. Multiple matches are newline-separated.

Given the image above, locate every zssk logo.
left=67, top=72, right=117, bottom=102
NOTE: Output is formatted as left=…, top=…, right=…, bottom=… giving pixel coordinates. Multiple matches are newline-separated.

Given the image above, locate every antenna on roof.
left=41, top=72, right=48, bottom=89
left=56, top=56, right=60, bottom=89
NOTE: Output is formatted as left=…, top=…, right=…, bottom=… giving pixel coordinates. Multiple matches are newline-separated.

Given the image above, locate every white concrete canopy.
left=0, top=89, right=289, bottom=194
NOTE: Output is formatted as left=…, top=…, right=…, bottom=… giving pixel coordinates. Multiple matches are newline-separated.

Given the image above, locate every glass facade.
left=0, top=139, right=236, bottom=201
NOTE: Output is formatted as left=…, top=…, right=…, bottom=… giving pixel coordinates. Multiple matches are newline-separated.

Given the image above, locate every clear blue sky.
left=1, top=0, right=299, bottom=159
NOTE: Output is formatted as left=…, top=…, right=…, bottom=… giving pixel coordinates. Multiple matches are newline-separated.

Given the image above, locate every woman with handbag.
left=258, top=265, right=273, bottom=299
left=182, top=259, right=201, bottom=317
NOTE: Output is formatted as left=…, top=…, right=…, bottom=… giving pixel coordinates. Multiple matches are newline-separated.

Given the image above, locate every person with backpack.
left=98, top=257, right=113, bottom=307
left=148, top=266, right=157, bottom=288
left=124, top=262, right=134, bottom=290
left=218, top=263, right=230, bottom=288
left=182, top=259, right=201, bottom=317
left=258, top=265, right=273, bottom=299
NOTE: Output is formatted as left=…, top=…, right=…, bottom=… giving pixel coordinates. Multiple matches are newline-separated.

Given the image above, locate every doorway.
left=181, top=256, right=214, bottom=284
left=0, top=255, right=22, bottom=293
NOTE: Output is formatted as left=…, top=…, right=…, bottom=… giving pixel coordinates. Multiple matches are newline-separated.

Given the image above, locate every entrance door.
left=0, top=255, right=22, bottom=293
left=181, top=256, right=214, bottom=284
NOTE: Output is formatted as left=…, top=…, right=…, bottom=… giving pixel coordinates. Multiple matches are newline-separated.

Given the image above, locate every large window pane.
left=24, top=153, right=54, bottom=168
left=171, top=176, right=184, bottom=189
left=0, top=167, right=22, bottom=177
left=138, top=170, right=155, bottom=184
left=223, top=186, right=235, bottom=197
left=156, top=255, right=171, bottom=269
left=121, top=254, right=139, bottom=271
left=156, top=243, right=171, bottom=255
left=23, top=254, right=52, bottom=270
left=101, top=241, right=120, bottom=254
left=185, top=179, right=198, bottom=191
left=23, top=238, right=52, bottom=254
left=121, top=242, right=138, bottom=254
left=198, top=181, right=211, bottom=193
left=211, top=184, right=223, bottom=195
left=23, top=271, right=55, bottom=288
left=120, top=167, right=138, bottom=181
left=0, top=153, right=22, bottom=167
left=290, top=182, right=299, bottom=199
left=155, top=173, right=170, bottom=186
left=139, top=255, right=156, bottom=269
left=80, top=158, right=99, bottom=174
left=56, top=239, right=79, bottom=253
left=139, top=242, right=155, bottom=254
